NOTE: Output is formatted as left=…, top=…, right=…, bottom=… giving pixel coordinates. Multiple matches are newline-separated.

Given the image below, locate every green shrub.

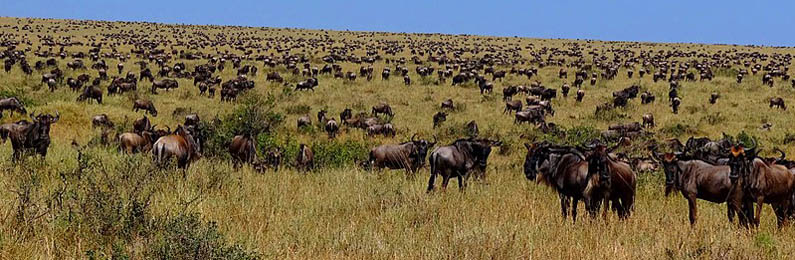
left=148, top=213, right=260, bottom=260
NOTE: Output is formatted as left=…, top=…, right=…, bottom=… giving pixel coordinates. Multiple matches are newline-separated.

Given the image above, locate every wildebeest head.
left=583, top=140, right=611, bottom=185
left=455, top=137, right=502, bottom=172
left=653, top=151, right=682, bottom=196
left=727, top=139, right=757, bottom=181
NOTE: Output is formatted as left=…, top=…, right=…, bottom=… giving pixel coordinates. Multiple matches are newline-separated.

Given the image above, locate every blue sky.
left=3, top=0, right=794, bottom=46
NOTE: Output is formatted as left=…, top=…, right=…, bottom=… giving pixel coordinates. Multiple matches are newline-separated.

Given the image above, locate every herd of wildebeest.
left=2, top=18, right=795, bottom=228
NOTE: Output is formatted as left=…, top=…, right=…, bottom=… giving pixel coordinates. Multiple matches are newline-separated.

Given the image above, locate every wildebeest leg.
left=559, top=194, right=569, bottom=219
left=426, top=171, right=437, bottom=193
left=572, top=197, right=579, bottom=223
left=755, top=196, right=765, bottom=227
left=727, top=205, right=736, bottom=223
left=687, top=194, right=698, bottom=226
left=773, top=204, right=788, bottom=228
left=457, top=173, right=465, bottom=191
left=441, top=175, right=450, bottom=191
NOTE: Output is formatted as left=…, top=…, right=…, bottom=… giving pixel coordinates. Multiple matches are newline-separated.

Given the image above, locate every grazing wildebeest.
left=184, top=113, right=200, bottom=127
left=709, top=92, right=720, bottom=104
left=297, top=115, right=311, bottom=129
left=478, top=80, right=493, bottom=94
left=325, top=119, right=339, bottom=138
left=432, top=112, right=447, bottom=128
left=91, top=114, right=114, bottom=129
left=653, top=150, right=753, bottom=227
left=371, top=102, right=394, bottom=117
left=133, top=116, right=151, bottom=134
left=514, top=109, right=544, bottom=125
left=296, top=144, right=314, bottom=171
left=503, top=86, right=518, bottom=100
left=641, top=91, right=655, bottom=104
left=671, top=97, right=681, bottom=114
left=404, top=75, right=411, bottom=86
left=317, top=109, right=328, bottom=125
left=0, top=97, right=26, bottom=118
left=229, top=134, right=257, bottom=167
left=366, top=123, right=396, bottom=137
left=368, top=134, right=437, bottom=174
left=152, top=125, right=201, bottom=169
left=575, top=89, right=585, bottom=102
left=2, top=112, right=59, bottom=159
left=561, top=84, right=570, bottom=97
left=77, top=85, right=103, bottom=104
left=340, top=108, right=352, bottom=122
left=133, top=99, right=158, bottom=116
left=151, top=79, right=178, bottom=94
left=427, top=138, right=502, bottom=191
left=642, top=114, right=655, bottom=128
left=770, top=97, right=786, bottom=110
left=441, top=99, right=454, bottom=110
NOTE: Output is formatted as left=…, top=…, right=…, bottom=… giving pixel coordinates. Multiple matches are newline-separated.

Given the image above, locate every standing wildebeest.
left=427, top=138, right=501, bottom=191
left=297, top=115, right=311, bottom=129
left=770, top=97, right=786, bottom=110
left=642, top=114, right=655, bottom=128
left=325, top=119, right=339, bottom=138
left=653, top=150, right=753, bottom=227
left=709, top=92, right=720, bottom=104
left=404, top=75, right=411, bottom=86
left=2, top=112, right=59, bottom=159
left=340, top=108, right=352, bottom=122
left=465, top=121, right=479, bottom=137
left=478, top=80, right=494, bottom=94
left=581, top=142, right=637, bottom=219
left=265, top=147, right=283, bottom=171
left=296, top=78, right=318, bottom=91
left=641, top=91, right=655, bottom=104
left=152, top=125, right=201, bottom=168
left=671, top=97, right=681, bottom=114
left=561, top=84, right=570, bottom=97
left=296, top=144, right=314, bottom=171
left=151, top=79, right=179, bottom=94
left=503, top=86, right=518, bottom=100
left=229, top=134, right=257, bottom=167
left=0, top=97, right=26, bottom=118
left=371, top=102, right=394, bottom=117
left=504, top=99, right=523, bottom=114
left=77, top=85, right=103, bottom=104
left=91, top=114, right=114, bottom=129
left=118, top=131, right=155, bottom=153
left=727, top=143, right=795, bottom=227
left=133, top=116, right=152, bottom=135
left=575, top=89, right=585, bottom=102
left=368, top=134, right=437, bottom=174
left=432, top=112, right=447, bottom=128
left=133, top=99, right=158, bottom=116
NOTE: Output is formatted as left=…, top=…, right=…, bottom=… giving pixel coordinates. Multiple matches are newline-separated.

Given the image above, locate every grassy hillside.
left=1, top=17, right=795, bottom=259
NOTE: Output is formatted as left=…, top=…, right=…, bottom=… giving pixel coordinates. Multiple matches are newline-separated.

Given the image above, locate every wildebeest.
left=296, top=78, right=318, bottom=91
left=265, top=147, right=282, bottom=171
left=368, top=134, right=437, bottom=174
left=441, top=99, right=454, bottom=110
left=671, top=97, right=681, bottom=114
left=371, top=102, right=394, bottom=117
left=575, top=89, right=585, bottom=102
left=465, top=121, right=479, bottom=137
left=640, top=91, right=655, bottom=104
left=296, top=144, right=314, bottom=171
left=514, top=109, right=544, bottom=125
left=581, top=142, right=637, bottom=219
left=325, top=118, right=339, bottom=138
left=340, top=108, right=352, bottom=122
left=151, top=79, right=179, bottom=94
left=133, top=99, right=158, bottom=116
left=709, top=92, right=720, bottom=104
left=642, top=114, right=655, bottom=128
left=229, top=134, right=257, bottom=167
left=427, top=138, right=502, bottom=191
left=152, top=125, right=201, bottom=168
left=366, top=123, right=396, bottom=137
left=504, top=99, right=523, bottom=114
left=770, top=97, right=786, bottom=110
left=727, top=142, right=795, bottom=227
left=297, top=115, right=311, bottom=129
left=118, top=131, right=155, bottom=153
left=653, top=150, right=753, bottom=227
left=91, top=114, right=114, bottom=129
left=1, top=112, right=59, bottom=159
left=432, top=112, right=447, bottom=128
left=0, top=97, right=26, bottom=118
left=133, top=116, right=151, bottom=135
left=77, top=85, right=103, bottom=104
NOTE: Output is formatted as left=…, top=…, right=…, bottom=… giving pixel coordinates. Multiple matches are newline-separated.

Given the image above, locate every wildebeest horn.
left=775, top=148, right=786, bottom=161
left=166, top=126, right=171, bottom=133
left=744, top=137, right=758, bottom=156
left=431, top=135, right=438, bottom=145
left=410, top=133, right=418, bottom=142
left=53, top=111, right=60, bottom=122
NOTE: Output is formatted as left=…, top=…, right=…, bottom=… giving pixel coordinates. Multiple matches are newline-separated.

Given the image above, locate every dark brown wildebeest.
left=133, top=99, right=158, bottom=116
left=265, top=147, right=282, bottom=171
left=368, top=134, right=437, bottom=174
left=295, top=78, right=318, bottom=91
left=67, top=77, right=84, bottom=91
left=325, top=119, right=339, bottom=138
left=581, top=142, right=637, bottom=219
left=371, top=102, right=394, bottom=117
left=77, top=85, right=103, bottom=104
left=297, top=115, right=311, bottom=129
left=229, top=134, right=256, bottom=167
left=514, top=109, right=544, bottom=125
left=478, top=80, right=494, bottom=94
left=296, top=144, right=314, bottom=171
left=184, top=113, right=200, bottom=127
left=504, top=99, right=522, bottom=114
left=642, top=114, right=655, bottom=128
left=151, top=79, right=179, bottom=94
left=1, top=112, right=59, bottom=159
left=559, top=68, right=567, bottom=79
left=709, top=92, right=720, bottom=104
left=441, top=99, right=454, bottom=110
left=576, top=89, right=585, bottom=102
left=727, top=143, right=795, bottom=227
left=266, top=72, right=283, bottom=82
left=432, top=112, right=447, bottom=128
left=492, top=70, right=506, bottom=81
left=770, top=97, right=786, bottom=110
left=561, top=84, right=570, bottom=97
left=340, top=108, right=352, bottom=122
left=91, top=114, right=114, bottom=129
left=671, top=97, right=681, bottom=114
left=152, top=125, right=201, bottom=169
left=653, top=150, right=753, bottom=227
left=404, top=75, right=411, bottom=86
left=465, top=121, right=479, bottom=137
left=427, top=138, right=502, bottom=191
left=367, top=123, right=396, bottom=137
left=503, top=86, right=518, bottom=100
left=133, top=116, right=151, bottom=134
left=317, top=109, right=328, bottom=125
left=118, top=131, right=155, bottom=153
left=641, top=91, right=655, bottom=104
left=0, top=97, right=26, bottom=118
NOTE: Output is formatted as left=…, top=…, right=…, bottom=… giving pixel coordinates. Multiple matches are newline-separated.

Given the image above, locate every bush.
left=148, top=213, right=260, bottom=260
left=311, top=139, right=370, bottom=169
left=201, top=92, right=283, bottom=158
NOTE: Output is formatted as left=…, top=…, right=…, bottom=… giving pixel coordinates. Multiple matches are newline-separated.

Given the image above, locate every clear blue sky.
left=3, top=0, right=794, bottom=46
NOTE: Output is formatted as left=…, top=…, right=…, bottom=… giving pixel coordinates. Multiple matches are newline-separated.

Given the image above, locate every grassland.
left=1, top=17, right=795, bottom=259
